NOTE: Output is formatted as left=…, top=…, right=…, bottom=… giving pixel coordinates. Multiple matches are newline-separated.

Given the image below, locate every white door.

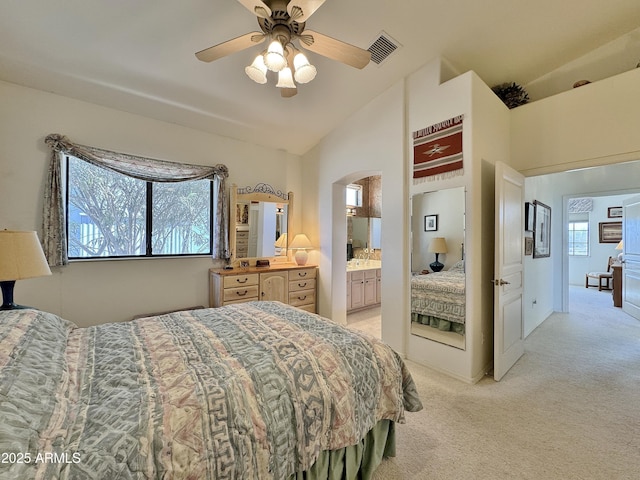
left=622, top=195, right=640, bottom=321
left=494, top=162, right=525, bottom=381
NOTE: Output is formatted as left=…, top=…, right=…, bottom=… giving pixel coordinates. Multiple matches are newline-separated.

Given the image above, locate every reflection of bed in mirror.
left=411, top=261, right=466, bottom=349
left=410, top=186, right=466, bottom=350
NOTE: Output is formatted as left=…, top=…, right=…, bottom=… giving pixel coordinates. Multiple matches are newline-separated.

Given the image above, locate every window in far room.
left=66, top=156, right=215, bottom=259
left=346, top=183, right=363, bottom=207
left=568, top=215, right=589, bottom=256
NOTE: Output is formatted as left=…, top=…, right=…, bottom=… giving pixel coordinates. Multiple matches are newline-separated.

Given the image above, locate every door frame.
left=561, top=188, right=640, bottom=312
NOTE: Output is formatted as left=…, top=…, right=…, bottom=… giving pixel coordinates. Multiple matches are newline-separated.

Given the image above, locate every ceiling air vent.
left=367, top=31, right=400, bottom=65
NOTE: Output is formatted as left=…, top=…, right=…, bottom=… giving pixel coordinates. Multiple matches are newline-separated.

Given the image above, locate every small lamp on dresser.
left=0, top=230, right=52, bottom=310
left=289, top=234, right=313, bottom=266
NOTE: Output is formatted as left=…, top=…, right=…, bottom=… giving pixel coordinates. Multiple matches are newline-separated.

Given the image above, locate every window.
left=346, top=184, right=363, bottom=207
left=568, top=220, right=589, bottom=256
left=67, top=156, right=213, bottom=259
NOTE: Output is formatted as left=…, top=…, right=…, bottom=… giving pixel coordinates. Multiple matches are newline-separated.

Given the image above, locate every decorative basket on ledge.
left=491, top=82, right=530, bottom=109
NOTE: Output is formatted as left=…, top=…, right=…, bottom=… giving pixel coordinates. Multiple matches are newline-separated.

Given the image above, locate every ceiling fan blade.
left=195, top=32, right=265, bottom=63
left=280, top=87, right=298, bottom=98
left=236, top=0, right=271, bottom=18
left=287, top=0, right=326, bottom=22
left=299, top=30, right=371, bottom=69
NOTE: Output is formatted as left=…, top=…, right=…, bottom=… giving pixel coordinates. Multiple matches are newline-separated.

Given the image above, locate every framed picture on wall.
left=533, top=200, right=551, bottom=258
left=599, top=221, right=622, bottom=243
left=524, top=202, right=534, bottom=231
left=424, top=214, right=438, bottom=231
left=607, top=206, right=623, bottom=218
left=524, top=236, right=533, bottom=255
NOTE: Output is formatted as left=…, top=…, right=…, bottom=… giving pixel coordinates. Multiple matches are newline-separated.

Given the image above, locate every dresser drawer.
left=289, top=278, right=316, bottom=293
left=289, top=289, right=316, bottom=308
left=223, top=285, right=259, bottom=302
left=223, top=273, right=259, bottom=288
left=290, top=268, right=316, bottom=281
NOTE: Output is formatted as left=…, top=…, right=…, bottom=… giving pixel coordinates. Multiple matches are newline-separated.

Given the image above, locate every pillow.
left=448, top=260, right=465, bottom=272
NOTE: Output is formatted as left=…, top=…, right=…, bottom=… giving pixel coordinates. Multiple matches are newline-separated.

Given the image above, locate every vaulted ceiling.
left=1, top=1, right=639, bottom=155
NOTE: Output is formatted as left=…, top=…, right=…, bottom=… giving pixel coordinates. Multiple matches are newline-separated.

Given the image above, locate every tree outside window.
left=67, top=156, right=212, bottom=258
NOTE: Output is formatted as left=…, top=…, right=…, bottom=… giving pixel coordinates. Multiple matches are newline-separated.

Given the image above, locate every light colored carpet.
left=372, top=286, right=640, bottom=480
left=347, top=306, right=381, bottom=338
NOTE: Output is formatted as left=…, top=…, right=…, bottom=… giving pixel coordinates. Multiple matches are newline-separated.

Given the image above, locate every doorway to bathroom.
left=345, top=175, right=382, bottom=338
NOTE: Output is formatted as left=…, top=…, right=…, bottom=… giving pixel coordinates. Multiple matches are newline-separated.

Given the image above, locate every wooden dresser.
left=210, top=264, right=317, bottom=313
left=612, top=263, right=622, bottom=307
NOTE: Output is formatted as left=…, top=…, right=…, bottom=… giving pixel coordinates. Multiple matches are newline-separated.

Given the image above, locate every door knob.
left=491, top=279, right=511, bottom=286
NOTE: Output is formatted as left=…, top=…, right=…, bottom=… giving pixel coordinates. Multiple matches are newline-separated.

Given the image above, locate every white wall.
left=523, top=161, right=640, bottom=336
left=301, top=82, right=406, bottom=353
left=513, top=67, right=640, bottom=337
left=411, top=188, right=465, bottom=272
left=512, top=67, right=640, bottom=176
left=303, top=58, right=510, bottom=382
left=0, top=80, right=301, bottom=326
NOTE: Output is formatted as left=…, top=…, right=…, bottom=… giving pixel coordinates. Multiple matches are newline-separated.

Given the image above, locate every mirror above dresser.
left=229, top=183, right=293, bottom=264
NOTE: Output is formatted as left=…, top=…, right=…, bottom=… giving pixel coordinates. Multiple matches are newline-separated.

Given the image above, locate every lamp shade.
left=289, top=234, right=312, bottom=250
left=264, top=39, right=287, bottom=72
left=274, top=233, right=288, bottom=248
left=616, top=240, right=624, bottom=262
left=276, top=67, right=296, bottom=89
left=245, top=54, right=268, bottom=84
left=428, top=237, right=448, bottom=254
left=0, top=230, right=51, bottom=281
left=293, top=52, right=317, bottom=84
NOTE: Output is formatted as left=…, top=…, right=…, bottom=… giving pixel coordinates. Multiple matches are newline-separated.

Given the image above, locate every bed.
left=411, top=261, right=466, bottom=335
left=0, top=301, right=422, bottom=480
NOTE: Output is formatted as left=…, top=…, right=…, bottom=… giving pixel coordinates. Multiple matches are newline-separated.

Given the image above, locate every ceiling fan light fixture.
left=293, top=52, right=317, bottom=84
left=264, top=39, right=287, bottom=72
left=276, top=67, right=296, bottom=89
left=245, top=53, right=268, bottom=84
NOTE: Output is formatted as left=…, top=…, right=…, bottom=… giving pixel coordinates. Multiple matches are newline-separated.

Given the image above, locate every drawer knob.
left=236, top=290, right=248, bottom=296
left=236, top=278, right=248, bottom=284
left=298, top=282, right=307, bottom=288
left=298, top=296, right=307, bottom=300
left=298, top=272, right=307, bottom=277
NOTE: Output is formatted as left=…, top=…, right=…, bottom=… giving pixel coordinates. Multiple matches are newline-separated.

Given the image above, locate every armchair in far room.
left=585, top=256, right=615, bottom=291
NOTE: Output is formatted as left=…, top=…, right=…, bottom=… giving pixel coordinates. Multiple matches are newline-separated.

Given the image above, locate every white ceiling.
left=1, top=0, right=640, bottom=155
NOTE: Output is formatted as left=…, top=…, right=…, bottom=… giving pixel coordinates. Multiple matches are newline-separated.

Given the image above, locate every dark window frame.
left=65, top=155, right=214, bottom=260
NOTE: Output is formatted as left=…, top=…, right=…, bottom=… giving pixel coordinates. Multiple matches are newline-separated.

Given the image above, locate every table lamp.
left=0, top=230, right=52, bottom=310
left=428, top=237, right=448, bottom=272
left=289, top=234, right=313, bottom=266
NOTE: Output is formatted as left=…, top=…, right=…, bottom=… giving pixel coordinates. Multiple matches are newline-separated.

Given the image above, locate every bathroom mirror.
left=229, top=183, right=293, bottom=263
left=410, top=186, right=466, bottom=350
left=347, top=216, right=381, bottom=259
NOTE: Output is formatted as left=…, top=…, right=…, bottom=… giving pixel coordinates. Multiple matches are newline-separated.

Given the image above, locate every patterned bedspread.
left=411, top=271, right=466, bottom=324
left=0, top=302, right=422, bottom=480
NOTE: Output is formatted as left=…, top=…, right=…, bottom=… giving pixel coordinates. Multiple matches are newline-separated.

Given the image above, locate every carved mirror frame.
left=229, top=183, right=294, bottom=264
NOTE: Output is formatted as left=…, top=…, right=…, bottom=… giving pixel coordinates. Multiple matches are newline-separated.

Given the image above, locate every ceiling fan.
left=195, top=0, right=371, bottom=97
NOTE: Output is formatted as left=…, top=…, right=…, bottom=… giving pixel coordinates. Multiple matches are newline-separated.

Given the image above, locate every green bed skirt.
left=411, top=312, right=465, bottom=335
left=289, top=419, right=396, bottom=480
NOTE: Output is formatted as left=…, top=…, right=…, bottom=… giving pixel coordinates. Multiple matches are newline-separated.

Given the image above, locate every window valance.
left=43, top=134, right=229, bottom=266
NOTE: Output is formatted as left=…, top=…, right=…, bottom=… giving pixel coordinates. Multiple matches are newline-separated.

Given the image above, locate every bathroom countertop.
left=346, top=260, right=382, bottom=271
